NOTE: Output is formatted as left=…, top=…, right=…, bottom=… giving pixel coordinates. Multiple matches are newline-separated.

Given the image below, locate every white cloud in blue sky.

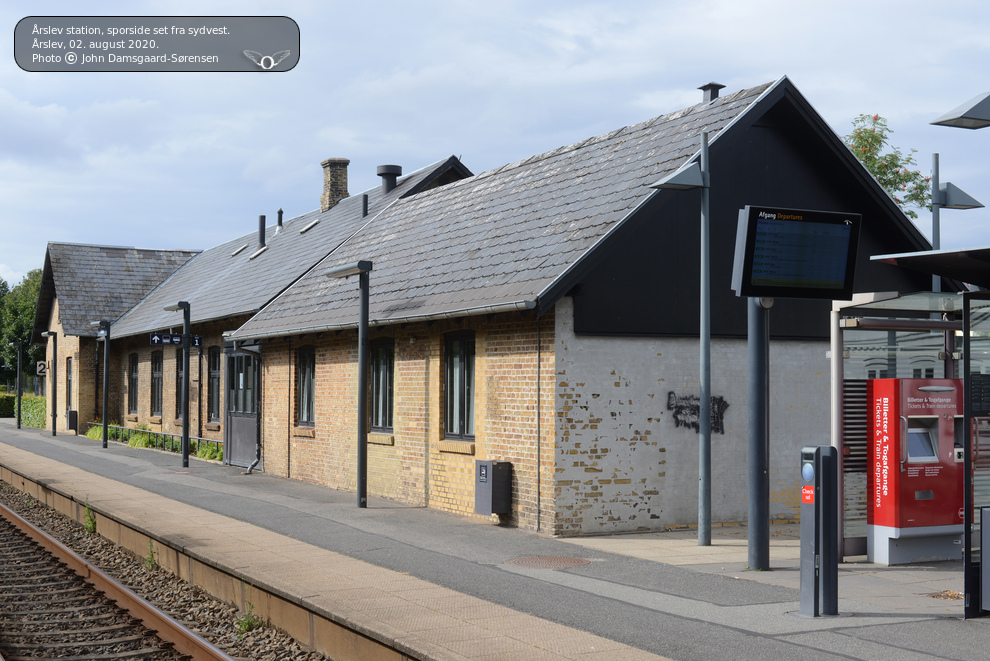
left=2, top=0, right=989, bottom=284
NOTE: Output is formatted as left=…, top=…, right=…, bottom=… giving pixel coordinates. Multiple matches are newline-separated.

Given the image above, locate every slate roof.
left=32, top=243, right=198, bottom=343
left=230, top=80, right=777, bottom=339
left=109, top=157, right=470, bottom=339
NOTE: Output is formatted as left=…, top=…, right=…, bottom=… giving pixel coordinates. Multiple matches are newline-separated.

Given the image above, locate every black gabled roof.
left=32, top=243, right=198, bottom=344
left=110, top=157, right=470, bottom=339
left=230, top=81, right=777, bottom=339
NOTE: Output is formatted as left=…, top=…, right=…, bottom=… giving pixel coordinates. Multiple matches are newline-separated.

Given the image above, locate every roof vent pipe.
left=258, top=215, right=266, bottom=248
left=276, top=208, right=283, bottom=233
left=377, top=164, right=402, bottom=194
left=699, top=82, right=725, bottom=103
left=362, top=194, right=369, bottom=217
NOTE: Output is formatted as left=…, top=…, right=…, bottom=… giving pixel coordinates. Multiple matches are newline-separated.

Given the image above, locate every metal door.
left=225, top=349, right=260, bottom=468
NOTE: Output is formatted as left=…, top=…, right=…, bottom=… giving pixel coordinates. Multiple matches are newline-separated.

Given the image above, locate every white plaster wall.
left=553, top=297, right=830, bottom=536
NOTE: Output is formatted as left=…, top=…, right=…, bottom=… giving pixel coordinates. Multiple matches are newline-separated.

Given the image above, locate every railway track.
left=0, top=501, right=238, bottom=661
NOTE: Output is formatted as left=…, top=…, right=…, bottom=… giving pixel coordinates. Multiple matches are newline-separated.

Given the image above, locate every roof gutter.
left=230, top=299, right=537, bottom=341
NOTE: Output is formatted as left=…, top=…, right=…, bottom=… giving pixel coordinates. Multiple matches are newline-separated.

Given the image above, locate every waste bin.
left=67, top=410, right=78, bottom=432
left=474, top=460, right=511, bottom=515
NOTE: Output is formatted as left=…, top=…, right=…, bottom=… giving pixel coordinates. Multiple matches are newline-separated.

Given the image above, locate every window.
left=127, top=354, right=138, bottom=414
left=370, top=339, right=394, bottom=431
left=151, top=350, right=163, bottom=416
left=296, top=346, right=315, bottom=426
left=444, top=334, right=475, bottom=439
left=174, top=348, right=186, bottom=419
left=66, top=357, right=72, bottom=412
left=208, top=347, right=221, bottom=422
left=227, top=353, right=256, bottom=414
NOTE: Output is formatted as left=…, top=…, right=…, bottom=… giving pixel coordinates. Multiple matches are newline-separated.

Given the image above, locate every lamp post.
left=163, top=302, right=191, bottom=468
left=90, top=320, right=111, bottom=448
left=326, top=260, right=373, bottom=509
left=40, top=331, right=57, bottom=436
left=933, top=90, right=990, bottom=619
left=7, top=341, right=22, bottom=429
left=650, top=132, right=712, bottom=546
left=929, top=154, right=983, bottom=292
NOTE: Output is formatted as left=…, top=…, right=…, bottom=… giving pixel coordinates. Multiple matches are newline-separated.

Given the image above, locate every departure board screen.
left=731, top=206, right=861, bottom=300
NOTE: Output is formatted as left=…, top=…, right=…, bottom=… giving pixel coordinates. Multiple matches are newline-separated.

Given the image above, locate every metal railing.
left=86, top=422, right=223, bottom=461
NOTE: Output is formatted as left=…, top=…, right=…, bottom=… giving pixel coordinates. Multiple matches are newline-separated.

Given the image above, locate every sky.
left=2, top=0, right=990, bottom=286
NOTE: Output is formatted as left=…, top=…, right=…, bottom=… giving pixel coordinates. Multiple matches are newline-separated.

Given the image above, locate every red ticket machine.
left=867, top=378, right=964, bottom=565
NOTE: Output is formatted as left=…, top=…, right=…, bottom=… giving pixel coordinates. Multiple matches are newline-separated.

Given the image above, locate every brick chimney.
left=320, top=157, right=350, bottom=212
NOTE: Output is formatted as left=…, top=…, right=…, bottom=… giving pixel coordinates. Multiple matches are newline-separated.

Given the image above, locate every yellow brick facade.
left=260, top=310, right=557, bottom=531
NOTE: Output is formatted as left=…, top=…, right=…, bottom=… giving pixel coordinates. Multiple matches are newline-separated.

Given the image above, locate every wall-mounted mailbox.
left=474, top=460, right=511, bottom=516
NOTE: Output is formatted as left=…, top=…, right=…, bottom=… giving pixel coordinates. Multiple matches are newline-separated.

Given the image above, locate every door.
left=225, top=349, right=260, bottom=468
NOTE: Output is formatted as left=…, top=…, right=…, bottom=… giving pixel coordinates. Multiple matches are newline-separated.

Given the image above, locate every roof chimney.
left=258, top=215, right=266, bottom=248
left=377, top=164, right=402, bottom=194
left=321, top=158, right=350, bottom=212
left=276, top=208, right=283, bottom=234
left=699, top=82, right=726, bottom=103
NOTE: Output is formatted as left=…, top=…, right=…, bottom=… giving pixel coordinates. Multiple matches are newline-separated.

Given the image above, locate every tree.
left=845, top=114, right=931, bottom=220
left=0, top=269, right=44, bottom=375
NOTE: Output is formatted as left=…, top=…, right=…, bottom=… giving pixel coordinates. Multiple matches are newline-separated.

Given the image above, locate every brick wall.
left=104, top=316, right=244, bottom=442
left=260, top=310, right=557, bottom=531
left=553, top=296, right=828, bottom=536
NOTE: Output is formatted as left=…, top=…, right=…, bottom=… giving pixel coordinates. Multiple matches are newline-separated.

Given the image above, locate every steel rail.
left=0, top=501, right=238, bottom=661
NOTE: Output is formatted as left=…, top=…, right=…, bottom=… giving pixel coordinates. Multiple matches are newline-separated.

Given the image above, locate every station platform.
left=1, top=419, right=988, bottom=661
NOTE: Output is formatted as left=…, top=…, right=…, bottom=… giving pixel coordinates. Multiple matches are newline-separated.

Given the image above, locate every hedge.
left=20, top=396, right=47, bottom=429
left=0, top=394, right=14, bottom=418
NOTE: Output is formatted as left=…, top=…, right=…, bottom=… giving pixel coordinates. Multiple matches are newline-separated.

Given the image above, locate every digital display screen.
left=907, top=429, right=938, bottom=462
left=731, top=206, right=861, bottom=300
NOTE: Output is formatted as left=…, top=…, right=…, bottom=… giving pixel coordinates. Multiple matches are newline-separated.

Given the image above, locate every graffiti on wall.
left=666, top=391, right=730, bottom=434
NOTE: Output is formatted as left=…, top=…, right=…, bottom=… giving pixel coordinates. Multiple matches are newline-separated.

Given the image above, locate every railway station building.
left=33, top=77, right=942, bottom=536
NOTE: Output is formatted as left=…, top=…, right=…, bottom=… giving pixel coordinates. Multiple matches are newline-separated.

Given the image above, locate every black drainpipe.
left=246, top=343, right=263, bottom=474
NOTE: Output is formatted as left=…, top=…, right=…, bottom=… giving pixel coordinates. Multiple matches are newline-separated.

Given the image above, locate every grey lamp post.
left=8, top=341, right=22, bottom=429
left=40, top=331, right=57, bottom=436
left=930, top=154, right=983, bottom=292
left=650, top=132, right=712, bottom=546
left=326, top=260, right=373, bottom=509
left=90, top=320, right=111, bottom=448
left=933, top=91, right=990, bottom=618
left=163, top=302, right=191, bottom=468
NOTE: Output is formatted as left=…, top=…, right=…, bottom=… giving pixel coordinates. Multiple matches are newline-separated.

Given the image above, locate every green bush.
left=85, top=423, right=104, bottom=440
left=0, top=394, right=15, bottom=417
left=128, top=429, right=151, bottom=449
left=21, top=395, right=46, bottom=429
left=196, top=442, right=223, bottom=462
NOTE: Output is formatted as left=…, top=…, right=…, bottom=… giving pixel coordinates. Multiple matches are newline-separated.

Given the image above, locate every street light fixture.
left=651, top=132, right=712, bottom=547
left=326, top=260, right=373, bottom=509
left=163, top=302, right=191, bottom=468
left=7, top=341, right=22, bottom=429
left=931, top=92, right=990, bottom=129
left=40, top=331, right=57, bottom=436
left=90, top=320, right=111, bottom=448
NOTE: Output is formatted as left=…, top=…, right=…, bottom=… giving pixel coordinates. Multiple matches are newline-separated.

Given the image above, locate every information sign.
left=731, top=205, right=861, bottom=300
